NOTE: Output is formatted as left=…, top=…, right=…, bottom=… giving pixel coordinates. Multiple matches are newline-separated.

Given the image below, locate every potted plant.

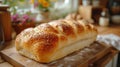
left=30, top=0, right=56, bottom=23
left=11, top=13, right=35, bottom=34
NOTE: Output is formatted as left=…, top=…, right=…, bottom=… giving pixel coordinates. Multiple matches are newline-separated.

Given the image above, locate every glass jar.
left=99, top=8, right=110, bottom=26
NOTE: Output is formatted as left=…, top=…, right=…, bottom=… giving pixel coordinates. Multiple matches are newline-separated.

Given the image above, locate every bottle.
left=99, top=8, right=110, bottom=26
left=0, top=5, right=12, bottom=41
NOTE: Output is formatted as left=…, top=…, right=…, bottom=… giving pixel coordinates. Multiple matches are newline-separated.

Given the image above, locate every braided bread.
left=15, top=19, right=97, bottom=63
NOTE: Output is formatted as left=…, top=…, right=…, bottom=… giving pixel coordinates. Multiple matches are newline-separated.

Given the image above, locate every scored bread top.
left=15, top=19, right=97, bottom=62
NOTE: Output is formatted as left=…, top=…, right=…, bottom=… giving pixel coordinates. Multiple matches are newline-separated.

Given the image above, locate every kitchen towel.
left=97, top=34, right=120, bottom=51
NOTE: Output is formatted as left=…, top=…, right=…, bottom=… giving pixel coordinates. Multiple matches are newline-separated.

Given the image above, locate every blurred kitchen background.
left=1, top=0, right=120, bottom=24
left=0, top=0, right=120, bottom=67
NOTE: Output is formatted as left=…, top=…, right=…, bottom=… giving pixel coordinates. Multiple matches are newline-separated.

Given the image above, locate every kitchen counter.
left=96, top=24, right=120, bottom=36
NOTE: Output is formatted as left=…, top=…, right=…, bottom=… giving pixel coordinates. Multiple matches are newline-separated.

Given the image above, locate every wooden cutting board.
left=0, top=41, right=114, bottom=67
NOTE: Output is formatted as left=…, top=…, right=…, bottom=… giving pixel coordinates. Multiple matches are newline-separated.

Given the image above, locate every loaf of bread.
left=15, top=19, right=97, bottom=63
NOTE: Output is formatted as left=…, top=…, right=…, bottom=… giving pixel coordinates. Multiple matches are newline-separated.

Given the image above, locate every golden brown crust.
left=15, top=19, right=97, bottom=63
left=35, top=23, right=58, bottom=33
left=30, top=32, right=58, bottom=62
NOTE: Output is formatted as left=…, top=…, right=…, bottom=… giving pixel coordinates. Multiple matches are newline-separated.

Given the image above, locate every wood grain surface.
left=0, top=41, right=114, bottom=67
